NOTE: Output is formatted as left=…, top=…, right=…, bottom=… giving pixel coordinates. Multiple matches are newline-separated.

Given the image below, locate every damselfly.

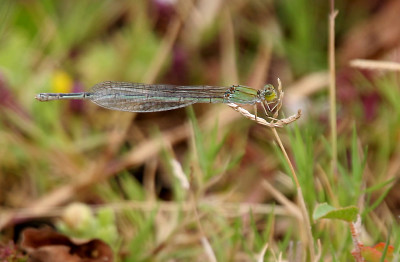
left=35, top=81, right=281, bottom=117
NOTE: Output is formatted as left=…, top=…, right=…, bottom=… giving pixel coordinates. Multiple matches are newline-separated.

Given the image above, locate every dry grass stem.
left=227, top=103, right=301, bottom=128
left=200, top=237, right=217, bottom=262
left=3, top=201, right=293, bottom=222
left=261, top=180, right=302, bottom=220
left=350, top=59, right=400, bottom=71
left=170, top=159, right=190, bottom=190
left=257, top=243, right=269, bottom=262
left=269, top=127, right=315, bottom=260
left=188, top=175, right=217, bottom=262
left=316, top=164, right=338, bottom=207
left=286, top=71, right=329, bottom=98
left=329, top=8, right=339, bottom=176
left=314, top=239, right=322, bottom=262
left=296, top=188, right=315, bottom=261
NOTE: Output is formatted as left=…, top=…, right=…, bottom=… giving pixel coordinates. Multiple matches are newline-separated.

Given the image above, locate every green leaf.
left=313, top=203, right=358, bottom=222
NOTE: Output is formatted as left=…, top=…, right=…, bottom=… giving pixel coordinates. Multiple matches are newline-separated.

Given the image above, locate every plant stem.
left=271, top=128, right=315, bottom=261
left=329, top=1, right=338, bottom=176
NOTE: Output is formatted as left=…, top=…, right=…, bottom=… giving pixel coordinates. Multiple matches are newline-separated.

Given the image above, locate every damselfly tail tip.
left=35, top=94, right=45, bottom=101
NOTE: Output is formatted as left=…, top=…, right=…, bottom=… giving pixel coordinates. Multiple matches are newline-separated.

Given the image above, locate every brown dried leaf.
left=20, top=227, right=113, bottom=262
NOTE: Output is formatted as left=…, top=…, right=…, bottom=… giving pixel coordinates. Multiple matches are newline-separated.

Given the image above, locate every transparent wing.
left=89, top=81, right=228, bottom=112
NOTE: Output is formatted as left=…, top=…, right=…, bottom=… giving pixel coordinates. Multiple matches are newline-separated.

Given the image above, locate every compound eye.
left=263, top=84, right=272, bottom=94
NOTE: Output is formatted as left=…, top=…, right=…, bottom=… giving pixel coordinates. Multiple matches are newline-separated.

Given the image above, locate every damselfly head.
left=261, top=84, right=278, bottom=102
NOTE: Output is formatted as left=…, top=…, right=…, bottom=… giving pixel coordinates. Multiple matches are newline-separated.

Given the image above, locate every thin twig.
left=271, top=127, right=315, bottom=261
left=226, top=103, right=301, bottom=128
left=329, top=6, right=339, bottom=176
left=350, top=59, right=400, bottom=72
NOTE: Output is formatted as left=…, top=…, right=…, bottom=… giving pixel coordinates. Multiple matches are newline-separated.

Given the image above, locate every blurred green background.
left=1, top=0, right=400, bottom=261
